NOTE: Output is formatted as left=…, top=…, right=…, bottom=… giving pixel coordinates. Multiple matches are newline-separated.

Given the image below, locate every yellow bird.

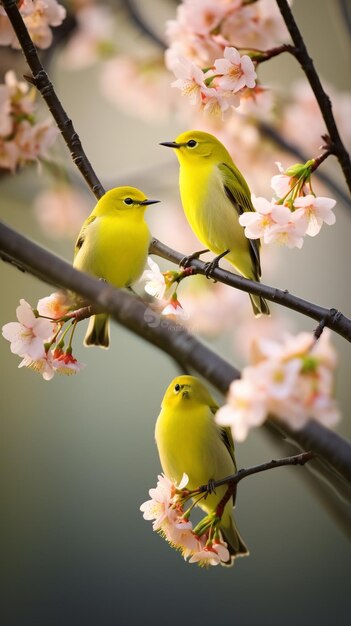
left=155, top=375, right=249, bottom=565
left=160, top=130, right=269, bottom=316
left=73, top=186, right=159, bottom=347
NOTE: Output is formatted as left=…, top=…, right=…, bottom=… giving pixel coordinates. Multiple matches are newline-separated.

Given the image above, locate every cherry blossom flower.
left=188, top=539, right=230, bottom=567
left=18, top=350, right=56, bottom=381
left=213, top=47, right=257, bottom=93
left=165, top=5, right=229, bottom=67
left=0, top=70, right=35, bottom=144
left=167, top=517, right=199, bottom=554
left=0, top=71, right=58, bottom=171
left=236, top=85, right=275, bottom=119
left=271, top=161, right=299, bottom=199
left=141, top=257, right=177, bottom=300
left=216, top=378, right=267, bottom=442
left=2, top=299, right=54, bottom=360
left=140, top=473, right=180, bottom=531
left=3, top=69, right=36, bottom=117
left=174, top=0, right=233, bottom=38
left=52, top=348, right=85, bottom=376
left=140, top=473, right=192, bottom=546
left=201, top=85, right=239, bottom=117
left=239, top=196, right=276, bottom=239
left=0, top=0, right=66, bottom=50
left=15, top=119, right=59, bottom=164
left=37, top=292, right=71, bottom=320
left=293, top=195, right=336, bottom=237
left=263, top=206, right=308, bottom=248
left=240, top=196, right=309, bottom=247
left=253, top=330, right=313, bottom=363
left=168, top=52, right=208, bottom=108
left=161, top=293, right=189, bottom=320
left=221, top=0, right=290, bottom=49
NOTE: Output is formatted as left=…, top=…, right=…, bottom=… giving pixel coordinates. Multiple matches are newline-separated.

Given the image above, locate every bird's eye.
left=124, top=197, right=133, bottom=205
left=187, top=140, right=197, bottom=148
left=174, top=383, right=181, bottom=393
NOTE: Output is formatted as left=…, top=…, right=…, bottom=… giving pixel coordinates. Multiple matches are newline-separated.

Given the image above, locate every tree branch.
left=150, top=238, right=351, bottom=342
left=276, top=0, right=351, bottom=194
left=0, top=221, right=350, bottom=504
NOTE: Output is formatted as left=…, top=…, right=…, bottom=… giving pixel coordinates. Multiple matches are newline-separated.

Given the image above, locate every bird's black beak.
left=139, top=199, right=160, bottom=206
left=159, top=141, right=181, bottom=149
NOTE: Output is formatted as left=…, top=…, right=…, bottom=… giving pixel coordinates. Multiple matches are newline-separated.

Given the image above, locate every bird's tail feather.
left=249, top=293, right=270, bottom=317
left=220, top=515, right=249, bottom=566
left=84, top=314, right=110, bottom=348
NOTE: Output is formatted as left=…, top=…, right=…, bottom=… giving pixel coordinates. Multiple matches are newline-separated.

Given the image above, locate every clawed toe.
left=179, top=255, right=192, bottom=269
left=207, top=479, right=216, bottom=495
left=179, top=248, right=209, bottom=269
left=204, top=261, right=217, bottom=279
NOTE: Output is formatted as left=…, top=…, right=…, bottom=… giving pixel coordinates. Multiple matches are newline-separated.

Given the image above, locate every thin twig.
left=199, top=451, right=314, bottom=493
left=276, top=0, right=351, bottom=193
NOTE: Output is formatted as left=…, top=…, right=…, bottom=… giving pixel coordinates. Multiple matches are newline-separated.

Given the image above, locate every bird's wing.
left=74, top=215, right=96, bottom=258
left=218, top=162, right=261, bottom=278
left=210, top=404, right=236, bottom=469
left=210, top=403, right=237, bottom=505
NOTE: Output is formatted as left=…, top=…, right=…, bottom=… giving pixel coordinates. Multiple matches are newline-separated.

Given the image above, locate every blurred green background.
left=1, top=1, right=350, bottom=625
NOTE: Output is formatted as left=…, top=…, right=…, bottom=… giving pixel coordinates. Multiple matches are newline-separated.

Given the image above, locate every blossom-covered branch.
left=122, top=0, right=351, bottom=206
left=275, top=0, right=351, bottom=193
left=141, top=451, right=314, bottom=567
left=0, top=221, right=351, bottom=496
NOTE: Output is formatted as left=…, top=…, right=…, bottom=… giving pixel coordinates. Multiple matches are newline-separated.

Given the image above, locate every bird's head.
left=95, top=186, right=160, bottom=216
left=161, top=375, right=218, bottom=411
left=160, top=130, right=230, bottom=165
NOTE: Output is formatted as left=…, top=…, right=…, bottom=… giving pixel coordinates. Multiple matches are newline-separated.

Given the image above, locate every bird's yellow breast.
left=155, top=403, right=234, bottom=490
left=74, top=212, right=150, bottom=288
